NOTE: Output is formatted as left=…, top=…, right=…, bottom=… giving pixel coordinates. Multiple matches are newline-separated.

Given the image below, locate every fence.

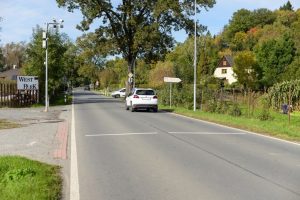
left=0, top=82, right=39, bottom=108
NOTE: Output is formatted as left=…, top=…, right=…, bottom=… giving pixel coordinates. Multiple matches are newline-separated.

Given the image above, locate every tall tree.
left=24, top=26, right=69, bottom=102
left=2, top=42, right=27, bottom=69
left=280, top=1, right=293, bottom=11
left=233, top=50, right=260, bottom=90
left=254, top=34, right=296, bottom=88
left=223, top=8, right=275, bottom=44
left=56, top=0, right=216, bottom=90
left=0, top=48, right=4, bottom=72
left=75, top=33, right=106, bottom=85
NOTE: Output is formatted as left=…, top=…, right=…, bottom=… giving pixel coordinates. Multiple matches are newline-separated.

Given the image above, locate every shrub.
left=215, top=101, right=229, bottom=114
left=258, top=109, right=273, bottom=121
left=229, top=103, right=242, bottom=117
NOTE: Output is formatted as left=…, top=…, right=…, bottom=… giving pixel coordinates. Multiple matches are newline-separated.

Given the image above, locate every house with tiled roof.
left=213, top=55, right=237, bottom=84
left=0, top=67, right=21, bottom=81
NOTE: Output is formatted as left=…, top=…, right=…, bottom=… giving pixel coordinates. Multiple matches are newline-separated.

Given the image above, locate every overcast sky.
left=0, top=0, right=300, bottom=45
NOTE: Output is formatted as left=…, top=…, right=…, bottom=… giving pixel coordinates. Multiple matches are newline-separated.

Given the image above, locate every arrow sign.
left=164, top=77, right=182, bottom=83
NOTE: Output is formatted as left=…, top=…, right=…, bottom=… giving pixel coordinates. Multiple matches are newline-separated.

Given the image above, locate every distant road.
left=72, top=89, right=300, bottom=200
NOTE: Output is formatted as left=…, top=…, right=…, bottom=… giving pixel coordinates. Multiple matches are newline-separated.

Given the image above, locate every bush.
left=204, top=100, right=217, bottom=113
left=258, top=109, right=273, bottom=121
left=229, top=103, right=242, bottom=117
left=215, top=101, right=229, bottom=114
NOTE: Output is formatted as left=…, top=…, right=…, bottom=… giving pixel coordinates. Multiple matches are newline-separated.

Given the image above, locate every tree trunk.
left=126, top=58, right=135, bottom=96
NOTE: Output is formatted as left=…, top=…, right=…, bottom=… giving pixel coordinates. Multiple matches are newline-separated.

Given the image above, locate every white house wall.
left=213, top=67, right=237, bottom=84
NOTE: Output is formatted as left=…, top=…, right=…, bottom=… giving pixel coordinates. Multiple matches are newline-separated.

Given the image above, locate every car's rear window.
left=136, top=90, right=155, bottom=95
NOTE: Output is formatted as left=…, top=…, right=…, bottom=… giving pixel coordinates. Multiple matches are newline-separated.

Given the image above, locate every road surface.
left=71, top=89, right=300, bottom=200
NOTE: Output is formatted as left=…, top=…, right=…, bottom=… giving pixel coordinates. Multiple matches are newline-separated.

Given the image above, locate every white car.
left=111, top=88, right=126, bottom=98
left=125, top=88, right=158, bottom=112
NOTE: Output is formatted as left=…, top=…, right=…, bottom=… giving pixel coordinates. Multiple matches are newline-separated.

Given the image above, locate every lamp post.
left=193, top=0, right=197, bottom=111
left=42, top=19, right=64, bottom=112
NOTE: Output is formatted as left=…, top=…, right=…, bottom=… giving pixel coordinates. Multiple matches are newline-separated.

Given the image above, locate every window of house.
left=222, top=69, right=227, bottom=74
left=223, top=60, right=227, bottom=66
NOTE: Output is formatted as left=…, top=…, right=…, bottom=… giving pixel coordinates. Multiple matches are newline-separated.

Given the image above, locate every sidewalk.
left=0, top=105, right=71, bottom=199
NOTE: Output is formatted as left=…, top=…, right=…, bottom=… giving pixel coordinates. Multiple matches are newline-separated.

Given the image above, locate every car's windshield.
left=136, top=90, right=154, bottom=95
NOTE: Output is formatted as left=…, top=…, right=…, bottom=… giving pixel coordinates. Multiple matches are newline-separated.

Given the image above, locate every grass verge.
left=0, top=156, right=62, bottom=200
left=0, top=120, right=21, bottom=130
left=31, top=93, right=73, bottom=108
left=160, top=105, right=300, bottom=142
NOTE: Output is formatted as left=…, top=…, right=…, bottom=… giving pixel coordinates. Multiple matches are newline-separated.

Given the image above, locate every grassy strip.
left=0, top=156, right=62, bottom=200
left=0, top=120, right=21, bottom=130
left=160, top=105, right=300, bottom=142
left=50, top=93, right=72, bottom=106
left=31, top=93, right=73, bottom=108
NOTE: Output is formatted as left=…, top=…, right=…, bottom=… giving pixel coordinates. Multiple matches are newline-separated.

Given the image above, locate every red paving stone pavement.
left=53, top=121, right=68, bottom=159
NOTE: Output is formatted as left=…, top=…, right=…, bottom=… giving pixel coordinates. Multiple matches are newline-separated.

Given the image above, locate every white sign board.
left=17, top=76, right=39, bottom=90
left=164, top=77, right=182, bottom=83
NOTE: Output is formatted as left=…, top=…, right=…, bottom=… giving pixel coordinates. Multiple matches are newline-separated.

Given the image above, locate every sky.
left=0, top=0, right=300, bottom=45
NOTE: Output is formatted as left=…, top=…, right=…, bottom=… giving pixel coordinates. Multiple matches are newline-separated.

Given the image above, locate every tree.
left=98, top=68, right=118, bottom=89
left=166, top=37, right=194, bottom=83
left=255, top=34, right=296, bottom=88
left=223, top=8, right=275, bottom=44
left=0, top=48, right=4, bottom=72
left=275, top=10, right=298, bottom=27
left=62, top=42, right=81, bottom=88
left=75, top=33, right=107, bottom=85
left=56, top=0, right=216, bottom=90
left=2, top=42, right=27, bottom=70
left=280, top=1, right=293, bottom=11
left=148, top=61, right=174, bottom=88
left=105, top=58, right=128, bottom=88
left=233, top=51, right=260, bottom=90
left=24, top=26, right=69, bottom=102
left=283, top=57, right=300, bottom=81
left=223, top=9, right=253, bottom=41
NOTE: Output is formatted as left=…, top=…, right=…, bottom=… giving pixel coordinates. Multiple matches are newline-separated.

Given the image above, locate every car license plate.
left=142, top=98, right=150, bottom=100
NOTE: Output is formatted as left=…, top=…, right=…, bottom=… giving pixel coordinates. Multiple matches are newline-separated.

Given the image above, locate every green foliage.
left=233, top=50, right=260, bottom=89
left=100, top=58, right=128, bottom=89
left=135, top=60, right=151, bottom=87
left=56, top=0, right=216, bottom=77
left=268, top=80, right=300, bottom=110
left=223, top=8, right=276, bottom=42
left=258, top=109, right=273, bottom=121
left=279, top=1, right=293, bottom=11
left=284, top=57, right=300, bottom=80
left=158, top=84, right=194, bottom=109
left=258, top=96, right=273, bottom=121
left=254, top=34, right=296, bottom=87
left=149, top=61, right=174, bottom=88
left=23, top=26, right=69, bottom=103
left=229, top=103, right=242, bottom=116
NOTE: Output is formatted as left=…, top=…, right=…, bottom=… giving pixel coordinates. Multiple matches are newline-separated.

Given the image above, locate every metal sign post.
left=170, top=82, right=172, bottom=108
left=164, top=77, right=182, bottom=108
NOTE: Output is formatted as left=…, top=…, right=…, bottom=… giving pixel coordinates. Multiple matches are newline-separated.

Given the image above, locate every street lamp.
left=193, top=0, right=197, bottom=111
left=42, top=19, right=64, bottom=112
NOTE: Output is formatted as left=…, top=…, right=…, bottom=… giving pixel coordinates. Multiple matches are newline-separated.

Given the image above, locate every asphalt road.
left=72, top=89, right=300, bottom=200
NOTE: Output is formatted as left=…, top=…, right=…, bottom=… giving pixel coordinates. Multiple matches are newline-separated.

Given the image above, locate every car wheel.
left=116, top=94, right=120, bottom=98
